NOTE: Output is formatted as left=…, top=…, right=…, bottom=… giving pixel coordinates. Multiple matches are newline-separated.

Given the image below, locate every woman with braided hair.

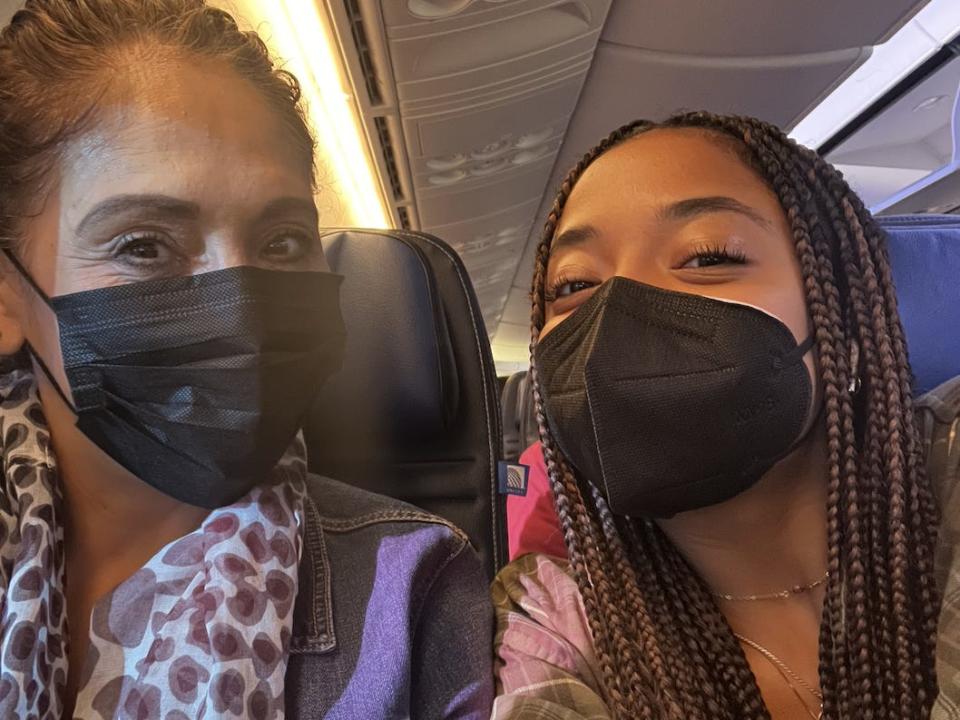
left=491, top=112, right=948, bottom=720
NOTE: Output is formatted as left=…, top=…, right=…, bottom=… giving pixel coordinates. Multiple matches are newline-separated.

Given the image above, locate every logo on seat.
left=498, top=461, right=529, bottom=497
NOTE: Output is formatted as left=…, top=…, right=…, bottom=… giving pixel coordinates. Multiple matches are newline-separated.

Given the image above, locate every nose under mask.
left=4, top=250, right=346, bottom=508
left=534, top=276, right=814, bottom=518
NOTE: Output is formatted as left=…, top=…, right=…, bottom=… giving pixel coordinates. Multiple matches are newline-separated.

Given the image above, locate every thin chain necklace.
left=713, top=571, right=829, bottom=602
left=735, top=632, right=823, bottom=720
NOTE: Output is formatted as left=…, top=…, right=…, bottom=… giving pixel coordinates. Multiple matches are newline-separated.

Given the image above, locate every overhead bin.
left=602, top=0, right=928, bottom=57
left=826, top=54, right=960, bottom=213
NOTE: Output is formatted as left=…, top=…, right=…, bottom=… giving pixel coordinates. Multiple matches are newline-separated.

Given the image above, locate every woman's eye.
left=680, top=245, right=748, bottom=269
left=114, top=233, right=171, bottom=265
left=546, top=278, right=596, bottom=302
left=556, top=279, right=595, bottom=297
left=261, top=232, right=314, bottom=262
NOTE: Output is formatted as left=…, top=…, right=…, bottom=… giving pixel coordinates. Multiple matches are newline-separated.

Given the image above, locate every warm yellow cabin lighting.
left=224, top=0, right=391, bottom=228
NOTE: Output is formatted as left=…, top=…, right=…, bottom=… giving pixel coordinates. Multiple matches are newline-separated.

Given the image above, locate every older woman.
left=0, top=1, right=492, bottom=718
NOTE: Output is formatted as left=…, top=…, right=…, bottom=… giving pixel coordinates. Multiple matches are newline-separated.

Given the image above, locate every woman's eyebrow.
left=552, top=224, right=599, bottom=253
left=75, top=194, right=200, bottom=235
left=658, top=196, right=772, bottom=229
left=255, top=196, right=318, bottom=225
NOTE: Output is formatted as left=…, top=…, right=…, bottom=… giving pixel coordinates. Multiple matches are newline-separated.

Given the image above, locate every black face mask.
left=535, top=276, right=814, bottom=518
left=6, top=252, right=345, bottom=508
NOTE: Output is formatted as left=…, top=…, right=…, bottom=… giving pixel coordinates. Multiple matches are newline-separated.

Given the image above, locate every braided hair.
left=528, top=112, right=940, bottom=719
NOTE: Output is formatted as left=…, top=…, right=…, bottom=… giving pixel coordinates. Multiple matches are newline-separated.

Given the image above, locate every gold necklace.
left=713, top=571, right=829, bottom=602
left=735, top=632, right=823, bottom=720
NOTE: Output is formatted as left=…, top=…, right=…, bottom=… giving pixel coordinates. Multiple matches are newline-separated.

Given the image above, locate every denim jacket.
left=284, top=473, right=495, bottom=718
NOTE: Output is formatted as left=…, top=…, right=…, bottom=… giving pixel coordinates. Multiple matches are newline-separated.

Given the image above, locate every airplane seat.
left=305, top=229, right=507, bottom=580
left=880, top=215, right=960, bottom=395
left=501, top=371, right=527, bottom=462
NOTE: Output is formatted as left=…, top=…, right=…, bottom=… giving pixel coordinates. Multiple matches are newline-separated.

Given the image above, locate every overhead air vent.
left=407, top=2, right=592, bottom=80
left=331, top=0, right=613, bottom=346
left=407, top=0, right=474, bottom=19
left=342, top=0, right=383, bottom=105
left=374, top=116, right=405, bottom=201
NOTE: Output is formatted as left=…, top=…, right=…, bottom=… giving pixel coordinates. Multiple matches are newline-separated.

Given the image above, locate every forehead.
left=58, top=55, right=312, bottom=198
left=556, top=129, right=777, bottom=232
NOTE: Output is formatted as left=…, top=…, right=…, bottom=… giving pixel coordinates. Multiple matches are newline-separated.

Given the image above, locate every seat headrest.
left=501, top=371, right=526, bottom=461
left=306, top=229, right=507, bottom=578
left=314, top=230, right=458, bottom=440
left=880, top=215, right=960, bottom=395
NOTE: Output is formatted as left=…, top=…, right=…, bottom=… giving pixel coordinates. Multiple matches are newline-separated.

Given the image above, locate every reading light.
left=790, top=0, right=960, bottom=150
left=225, top=0, right=391, bottom=228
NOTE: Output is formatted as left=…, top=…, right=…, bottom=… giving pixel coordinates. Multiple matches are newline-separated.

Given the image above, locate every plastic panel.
left=601, top=0, right=927, bottom=56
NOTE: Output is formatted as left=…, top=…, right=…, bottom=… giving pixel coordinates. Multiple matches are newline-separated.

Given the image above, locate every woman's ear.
left=0, top=259, right=28, bottom=356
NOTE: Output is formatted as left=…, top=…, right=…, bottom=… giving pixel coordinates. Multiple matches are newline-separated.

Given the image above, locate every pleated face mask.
left=6, top=251, right=346, bottom=508
left=535, top=276, right=814, bottom=518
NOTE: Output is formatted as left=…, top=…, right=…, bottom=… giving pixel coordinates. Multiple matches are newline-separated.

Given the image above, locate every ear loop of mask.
left=2, top=248, right=80, bottom=412
left=775, top=332, right=818, bottom=458
left=2, top=248, right=55, bottom=308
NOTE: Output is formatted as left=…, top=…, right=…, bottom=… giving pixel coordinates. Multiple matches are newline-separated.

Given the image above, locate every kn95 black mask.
left=534, top=276, right=814, bottom=518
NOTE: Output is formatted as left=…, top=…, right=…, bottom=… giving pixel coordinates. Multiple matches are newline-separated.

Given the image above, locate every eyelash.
left=544, top=243, right=748, bottom=302
left=114, top=231, right=172, bottom=264
left=112, top=229, right=319, bottom=266
left=678, top=242, right=748, bottom=268
left=262, top=229, right=317, bottom=260
left=544, top=272, right=596, bottom=302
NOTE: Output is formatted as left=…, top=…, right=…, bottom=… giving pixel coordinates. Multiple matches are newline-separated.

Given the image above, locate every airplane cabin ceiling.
left=323, top=0, right=938, bottom=369
left=486, top=0, right=930, bottom=367
left=0, top=0, right=937, bottom=372
left=319, top=0, right=930, bottom=370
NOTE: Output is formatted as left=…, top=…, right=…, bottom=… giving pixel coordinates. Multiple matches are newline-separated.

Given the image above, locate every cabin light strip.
left=232, top=0, right=391, bottom=228
left=790, top=0, right=960, bottom=150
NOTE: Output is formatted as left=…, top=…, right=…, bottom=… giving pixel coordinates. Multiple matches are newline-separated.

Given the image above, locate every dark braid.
left=528, top=111, right=940, bottom=718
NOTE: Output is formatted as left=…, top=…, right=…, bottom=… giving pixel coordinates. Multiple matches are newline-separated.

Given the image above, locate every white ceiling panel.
left=503, top=286, right=532, bottom=321
left=601, top=0, right=927, bottom=56
left=563, top=43, right=867, bottom=139
left=429, top=198, right=538, bottom=250
left=416, top=156, right=556, bottom=225
left=495, top=319, right=533, bottom=347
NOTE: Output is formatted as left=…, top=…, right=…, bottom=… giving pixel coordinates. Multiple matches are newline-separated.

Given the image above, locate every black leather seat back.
left=306, top=229, right=507, bottom=579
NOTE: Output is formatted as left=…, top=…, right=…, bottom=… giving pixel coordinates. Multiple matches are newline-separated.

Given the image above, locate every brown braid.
left=527, top=111, right=940, bottom=719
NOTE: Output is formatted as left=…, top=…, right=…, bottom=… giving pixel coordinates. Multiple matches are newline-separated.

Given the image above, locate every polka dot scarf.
left=0, top=367, right=307, bottom=719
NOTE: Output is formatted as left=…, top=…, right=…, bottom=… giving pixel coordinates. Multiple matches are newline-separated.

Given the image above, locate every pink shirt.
left=506, top=442, right=567, bottom=561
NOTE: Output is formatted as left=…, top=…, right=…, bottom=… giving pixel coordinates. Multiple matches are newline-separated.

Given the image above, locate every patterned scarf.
left=0, top=366, right=307, bottom=719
